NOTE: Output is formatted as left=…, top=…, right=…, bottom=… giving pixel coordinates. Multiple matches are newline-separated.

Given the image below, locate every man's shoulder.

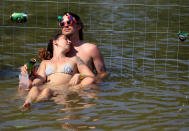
left=81, top=42, right=99, bottom=51
left=82, top=42, right=96, bottom=46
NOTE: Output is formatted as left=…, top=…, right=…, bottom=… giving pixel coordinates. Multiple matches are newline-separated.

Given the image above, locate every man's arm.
left=91, top=44, right=107, bottom=79
left=75, top=56, right=95, bottom=86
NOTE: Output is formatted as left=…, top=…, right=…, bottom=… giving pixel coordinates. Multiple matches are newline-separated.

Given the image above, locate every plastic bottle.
left=19, top=73, right=29, bottom=89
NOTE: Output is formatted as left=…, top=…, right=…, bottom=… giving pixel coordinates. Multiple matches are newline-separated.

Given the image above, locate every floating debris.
left=10, top=13, right=28, bottom=23
left=178, top=31, right=188, bottom=41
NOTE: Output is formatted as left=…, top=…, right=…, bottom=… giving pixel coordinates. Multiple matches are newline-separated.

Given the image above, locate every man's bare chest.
left=68, top=45, right=93, bottom=67
left=76, top=52, right=92, bottom=65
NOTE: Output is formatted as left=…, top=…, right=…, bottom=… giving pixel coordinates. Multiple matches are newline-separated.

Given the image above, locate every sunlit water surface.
left=0, top=0, right=189, bottom=130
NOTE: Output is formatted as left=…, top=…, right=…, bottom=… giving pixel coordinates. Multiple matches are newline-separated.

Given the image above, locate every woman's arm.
left=31, top=60, right=47, bottom=87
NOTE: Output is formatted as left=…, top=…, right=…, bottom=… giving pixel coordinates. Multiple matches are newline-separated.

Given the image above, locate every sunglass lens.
left=60, top=22, right=65, bottom=27
left=67, top=20, right=71, bottom=25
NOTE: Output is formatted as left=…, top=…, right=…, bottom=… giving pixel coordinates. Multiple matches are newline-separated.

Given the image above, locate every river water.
left=0, top=0, right=189, bottom=130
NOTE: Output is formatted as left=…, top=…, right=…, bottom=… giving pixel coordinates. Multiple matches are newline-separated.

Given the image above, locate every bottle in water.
left=10, top=13, right=28, bottom=23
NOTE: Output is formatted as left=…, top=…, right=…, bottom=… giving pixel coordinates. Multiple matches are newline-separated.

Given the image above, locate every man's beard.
left=62, top=30, right=74, bottom=38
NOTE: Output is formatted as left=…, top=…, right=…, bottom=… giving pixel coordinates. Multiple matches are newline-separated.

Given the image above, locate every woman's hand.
left=19, top=64, right=36, bottom=90
left=20, top=64, right=28, bottom=75
left=69, top=73, right=81, bottom=86
left=20, top=64, right=37, bottom=77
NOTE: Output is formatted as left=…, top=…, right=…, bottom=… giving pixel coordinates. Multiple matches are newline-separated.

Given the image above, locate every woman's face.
left=55, top=35, right=71, bottom=53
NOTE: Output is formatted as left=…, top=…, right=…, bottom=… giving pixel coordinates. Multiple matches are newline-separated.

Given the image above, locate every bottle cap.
left=29, top=58, right=36, bottom=64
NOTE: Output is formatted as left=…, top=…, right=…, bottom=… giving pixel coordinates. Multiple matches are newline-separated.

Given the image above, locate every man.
left=59, top=12, right=106, bottom=79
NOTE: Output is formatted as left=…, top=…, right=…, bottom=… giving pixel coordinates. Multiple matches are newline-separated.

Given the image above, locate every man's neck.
left=67, top=34, right=81, bottom=46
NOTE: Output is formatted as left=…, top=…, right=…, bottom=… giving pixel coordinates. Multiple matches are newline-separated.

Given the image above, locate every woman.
left=23, top=33, right=95, bottom=109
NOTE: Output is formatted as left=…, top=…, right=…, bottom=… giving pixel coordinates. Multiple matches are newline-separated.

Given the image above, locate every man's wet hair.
left=63, top=12, right=84, bottom=40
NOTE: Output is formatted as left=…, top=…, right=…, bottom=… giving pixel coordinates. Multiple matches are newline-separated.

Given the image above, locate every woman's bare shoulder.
left=68, top=56, right=83, bottom=64
left=68, top=56, right=77, bottom=63
left=40, top=60, right=50, bottom=66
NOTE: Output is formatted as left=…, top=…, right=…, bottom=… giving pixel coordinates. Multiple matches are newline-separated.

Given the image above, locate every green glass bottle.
left=27, top=58, right=36, bottom=77
left=10, top=13, right=28, bottom=23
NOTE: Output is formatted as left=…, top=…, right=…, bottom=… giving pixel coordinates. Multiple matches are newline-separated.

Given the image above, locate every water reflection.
left=54, top=85, right=100, bottom=130
left=61, top=122, right=96, bottom=130
left=1, top=0, right=189, bottom=130
left=1, top=84, right=100, bottom=130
